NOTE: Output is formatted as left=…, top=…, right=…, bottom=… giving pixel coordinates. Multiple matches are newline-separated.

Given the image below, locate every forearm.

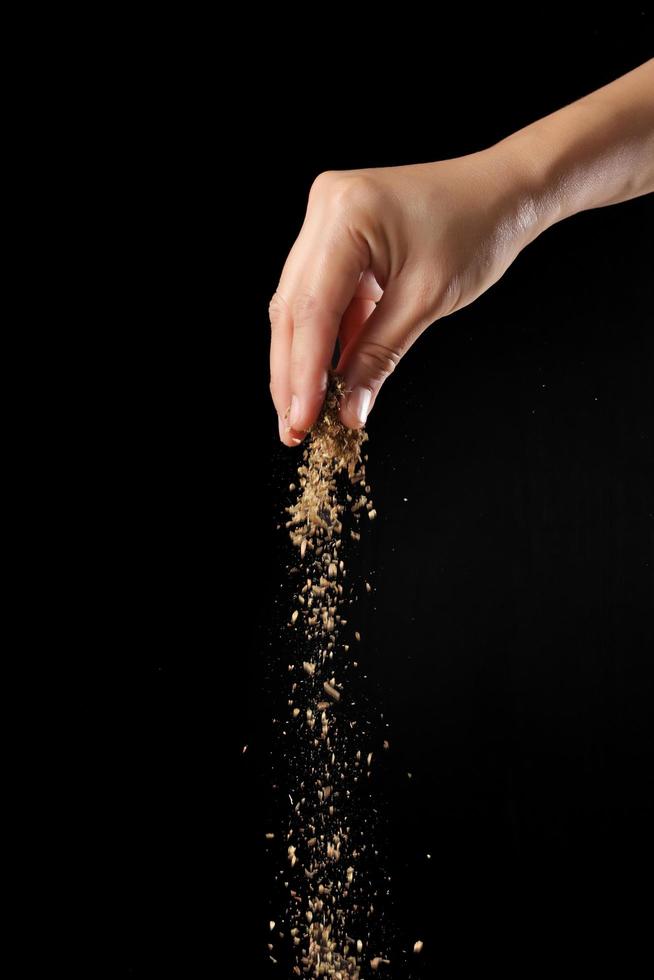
left=496, top=60, right=654, bottom=235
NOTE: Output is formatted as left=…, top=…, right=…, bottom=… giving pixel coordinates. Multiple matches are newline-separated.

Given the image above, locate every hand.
left=269, top=150, right=539, bottom=443
left=269, top=61, right=654, bottom=444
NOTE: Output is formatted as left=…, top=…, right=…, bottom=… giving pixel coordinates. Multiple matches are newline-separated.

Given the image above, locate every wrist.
left=473, top=140, right=556, bottom=252
left=489, top=61, right=654, bottom=233
left=496, top=126, right=573, bottom=233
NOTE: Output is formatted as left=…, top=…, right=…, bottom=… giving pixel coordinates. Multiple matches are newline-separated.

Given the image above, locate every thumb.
left=336, top=280, right=429, bottom=428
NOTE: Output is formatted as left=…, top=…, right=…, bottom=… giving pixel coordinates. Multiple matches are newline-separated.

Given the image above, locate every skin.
left=269, top=60, right=654, bottom=444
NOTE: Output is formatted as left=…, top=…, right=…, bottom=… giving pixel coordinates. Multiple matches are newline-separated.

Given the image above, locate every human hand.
left=269, top=61, right=654, bottom=444
left=269, top=150, right=540, bottom=443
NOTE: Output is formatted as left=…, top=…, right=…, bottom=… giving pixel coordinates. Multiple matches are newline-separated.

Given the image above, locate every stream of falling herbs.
left=272, top=376, right=390, bottom=978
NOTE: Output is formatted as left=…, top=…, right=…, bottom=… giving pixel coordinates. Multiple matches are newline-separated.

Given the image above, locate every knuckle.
left=309, top=170, right=339, bottom=200
left=268, top=291, right=288, bottom=329
left=356, top=339, right=403, bottom=382
left=310, top=170, right=382, bottom=215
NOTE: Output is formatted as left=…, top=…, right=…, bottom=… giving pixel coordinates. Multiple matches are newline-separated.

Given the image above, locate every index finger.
left=282, top=228, right=368, bottom=434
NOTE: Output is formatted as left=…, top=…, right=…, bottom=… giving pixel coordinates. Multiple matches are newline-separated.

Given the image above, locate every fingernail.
left=278, top=416, right=286, bottom=442
left=289, top=394, right=301, bottom=429
left=348, top=386, right=372, bottom=426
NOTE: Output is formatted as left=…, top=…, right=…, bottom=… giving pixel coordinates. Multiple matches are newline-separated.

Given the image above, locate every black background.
left=79, top=14, right=653, bottom=978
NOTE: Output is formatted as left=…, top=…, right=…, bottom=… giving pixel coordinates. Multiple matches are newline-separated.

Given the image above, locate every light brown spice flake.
left=323, top=681, right=341, bottom=702
left=277, top=375, right=383, bottom=977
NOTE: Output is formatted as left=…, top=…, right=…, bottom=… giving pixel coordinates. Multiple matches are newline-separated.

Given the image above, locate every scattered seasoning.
left=275, top=375, right=387, bottom=978
left=323, top=680, right=341, bottom=702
